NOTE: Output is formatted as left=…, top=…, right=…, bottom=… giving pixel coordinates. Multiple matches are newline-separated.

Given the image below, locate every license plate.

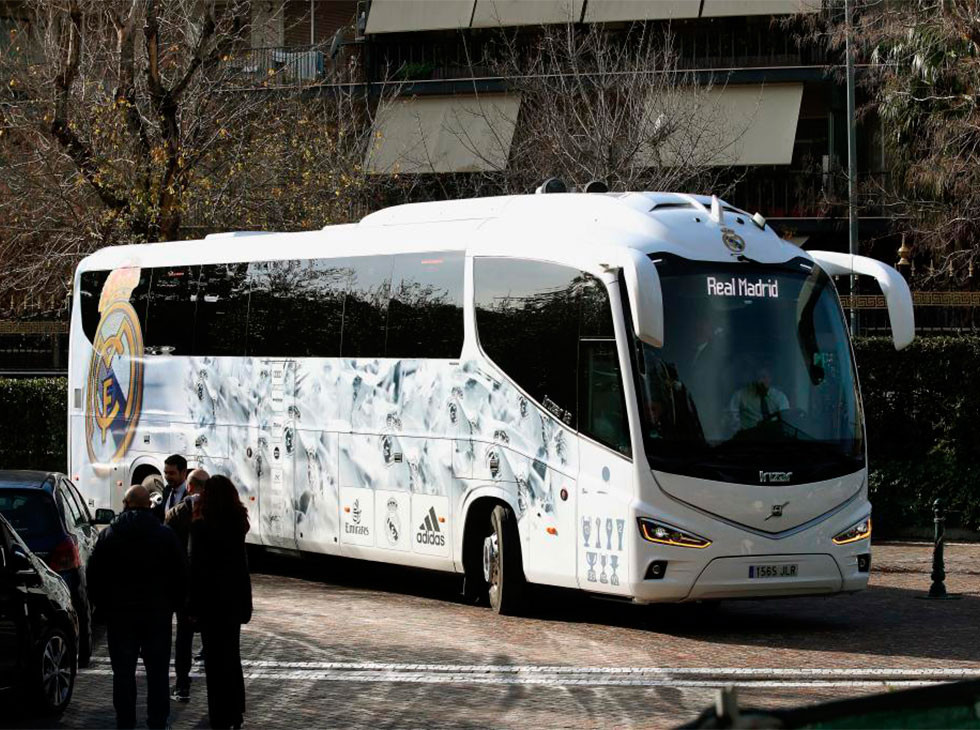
left=749, top=563, right=798, bottom=579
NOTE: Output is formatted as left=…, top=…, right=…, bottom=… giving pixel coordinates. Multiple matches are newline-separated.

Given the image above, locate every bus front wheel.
left=483, top=504, right=525, bottom=615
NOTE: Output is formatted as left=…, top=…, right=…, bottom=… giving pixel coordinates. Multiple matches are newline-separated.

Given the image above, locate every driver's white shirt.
left=728, top=385, right=789, bottom=429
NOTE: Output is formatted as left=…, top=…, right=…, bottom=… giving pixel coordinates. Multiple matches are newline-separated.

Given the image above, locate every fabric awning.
left=366, top=94, right=521, bottom=174
left=646, top=83, right=804, bottom=168
left=701, top=0, right=820, bottom=16
left=583, top=0, right=701, bottom=22
left=365, top=0, right=818, bottom=32
left=365, top=0, right=475, bottom=34
left=471, top=0, right=584, bottom=27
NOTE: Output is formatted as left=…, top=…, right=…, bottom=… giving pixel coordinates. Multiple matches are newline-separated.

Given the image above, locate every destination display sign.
left=706, top=276, right=780, bottom=298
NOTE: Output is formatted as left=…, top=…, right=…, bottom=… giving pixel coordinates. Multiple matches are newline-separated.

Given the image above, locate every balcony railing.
left=217, top=43, right=359, bottom=86
left=728, top=169, right=894, bottom=219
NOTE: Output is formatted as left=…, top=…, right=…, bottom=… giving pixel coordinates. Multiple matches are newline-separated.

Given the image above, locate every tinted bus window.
left=79, top=270, right=109, bottom=343
left=144, top=266, right=199, bottom=356
left=247, top=259, right=346, bottom=357
left=195, top=263, right=250, bottom=356
left=387, top=252, right=464, bottom=359
left=474, top=259, right=581, bottom=425
left=578, top=274, right=630, bottom=455
left=341, top=256, right=393, bottom=358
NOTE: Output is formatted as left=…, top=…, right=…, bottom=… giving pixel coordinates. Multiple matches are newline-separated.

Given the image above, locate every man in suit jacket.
left=153, top=454, right=188, bottom=522
left=165, top=467, right=208, bottom=702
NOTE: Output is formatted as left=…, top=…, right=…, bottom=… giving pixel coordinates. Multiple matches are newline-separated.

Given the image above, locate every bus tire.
left=484, top=504, right=525, bottom=615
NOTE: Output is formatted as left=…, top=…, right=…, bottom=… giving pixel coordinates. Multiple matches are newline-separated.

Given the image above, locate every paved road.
left=6, top=542, right=980, bottom=728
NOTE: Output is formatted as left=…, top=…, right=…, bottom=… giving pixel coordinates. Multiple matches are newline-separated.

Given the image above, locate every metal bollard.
left=928, top=499, right=948, bottom=598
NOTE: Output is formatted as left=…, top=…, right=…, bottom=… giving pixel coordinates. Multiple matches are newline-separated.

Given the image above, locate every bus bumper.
left=627, top=535, right=871, bottom=604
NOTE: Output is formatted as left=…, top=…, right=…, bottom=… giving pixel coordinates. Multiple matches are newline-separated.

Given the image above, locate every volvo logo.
left=765, top=502, right=790, bottom=520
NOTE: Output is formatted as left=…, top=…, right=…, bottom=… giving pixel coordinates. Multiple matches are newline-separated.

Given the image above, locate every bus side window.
left=195, top=263, right=250, bottom=356
left=340, top=256, right=393, bottom=359
left=246, top=259, right=345, bottom=357
left=474, top=258, right=580, bottom=426
left=387, top=252, right=464, bottom=359
left=145, top=266, right=199, bottom=356
left=79, top=270, right=110, bottom=343
left=578, top=276, right=631, bottom=457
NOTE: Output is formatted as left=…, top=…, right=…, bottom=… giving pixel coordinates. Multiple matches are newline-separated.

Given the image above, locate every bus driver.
left=728, top=366, right=789, bottom=431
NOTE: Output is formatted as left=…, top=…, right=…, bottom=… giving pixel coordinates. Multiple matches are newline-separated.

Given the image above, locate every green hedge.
left=0, top=377, right=68, bottom=473
left=854, top=337, right=980, bottom=536
left=1, top=340, right=978, bottom=535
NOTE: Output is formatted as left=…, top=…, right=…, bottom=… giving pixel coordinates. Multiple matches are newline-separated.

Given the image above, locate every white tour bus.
left=68, top=191, right=914, bottom=613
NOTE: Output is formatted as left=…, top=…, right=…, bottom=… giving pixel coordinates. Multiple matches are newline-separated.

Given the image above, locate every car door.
left=0, top=518, right=26, bottom=687
left=62, top=479, right=97, bottom=564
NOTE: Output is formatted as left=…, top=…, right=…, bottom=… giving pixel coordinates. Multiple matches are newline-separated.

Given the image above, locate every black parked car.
left=0, top=512, right=79, bottom=716
left=0, top=470, right=102, bottom=667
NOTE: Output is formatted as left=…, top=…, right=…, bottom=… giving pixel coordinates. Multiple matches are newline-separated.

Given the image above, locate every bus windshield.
left=636, top=254, right=864, bottom=484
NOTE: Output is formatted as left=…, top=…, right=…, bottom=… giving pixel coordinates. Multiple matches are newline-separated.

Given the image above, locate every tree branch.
left=51, top=1, right=128, bottom=212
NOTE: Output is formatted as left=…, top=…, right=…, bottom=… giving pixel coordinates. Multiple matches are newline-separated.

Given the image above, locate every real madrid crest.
left=85, top=267, right=145, bottom=470
left=721, top=227, right=746, bottom=254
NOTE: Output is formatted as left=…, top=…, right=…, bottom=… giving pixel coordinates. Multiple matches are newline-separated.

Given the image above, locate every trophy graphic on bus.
left=582, top=516, right=591, bottom=549
left=586, top=552, right=597, bottom=582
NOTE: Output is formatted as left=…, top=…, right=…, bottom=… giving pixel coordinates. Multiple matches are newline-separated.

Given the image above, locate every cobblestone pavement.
left=4, top=542, right=979, bottom=728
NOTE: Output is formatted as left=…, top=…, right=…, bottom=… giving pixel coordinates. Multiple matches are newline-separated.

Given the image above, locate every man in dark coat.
left=87, top=485, right=186, bottom=730
left=164, top=467, right=208, bottom=702
left=152, top=453, right=188, bottom=522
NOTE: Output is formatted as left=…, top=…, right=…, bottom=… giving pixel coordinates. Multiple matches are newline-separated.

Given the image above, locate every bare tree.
left=0, top=1, right=397, bottom=315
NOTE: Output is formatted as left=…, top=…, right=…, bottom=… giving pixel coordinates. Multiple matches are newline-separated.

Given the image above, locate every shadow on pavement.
left=250, top=547, right=980, bottom=665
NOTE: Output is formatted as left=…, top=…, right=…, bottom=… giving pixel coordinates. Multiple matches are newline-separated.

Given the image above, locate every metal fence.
left=840, top=292, right=980, bottom=335
left=217, top=44, right=355, bottom=86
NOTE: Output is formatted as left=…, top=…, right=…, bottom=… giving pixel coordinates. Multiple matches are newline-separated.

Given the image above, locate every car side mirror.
left=10, top=544, right=34, bottom=575
left=93, top=508, right=116, bottom=526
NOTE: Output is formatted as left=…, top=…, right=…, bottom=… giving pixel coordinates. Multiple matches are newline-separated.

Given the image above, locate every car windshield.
left=635, top=254, right=864, bottom=484
left=0, top=489, right=61, bottom=540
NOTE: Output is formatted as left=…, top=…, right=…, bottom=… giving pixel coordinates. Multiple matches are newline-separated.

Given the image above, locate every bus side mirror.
left=808, top=251, right=915, bottom=351
left=621, top=248, right=664, bottom=348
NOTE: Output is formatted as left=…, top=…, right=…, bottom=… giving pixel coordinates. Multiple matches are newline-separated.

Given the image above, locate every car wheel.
left=483, top=504, right=526, bottom=615
left=34, top=627, right=75, bottom=716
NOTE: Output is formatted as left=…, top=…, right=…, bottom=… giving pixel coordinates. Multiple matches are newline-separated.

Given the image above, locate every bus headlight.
left=833, top=516, right=872, bottom=545
left=637, top=518, right=711, bottom=549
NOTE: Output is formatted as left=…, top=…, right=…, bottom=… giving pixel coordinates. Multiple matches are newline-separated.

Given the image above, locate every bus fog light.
left=857, top=553, right=871, bottom=573
left=638, top=518, right=711, bottom=549
left=645, top=560, right=668, bottom=580
left=833, top=516, right=872, bottom=545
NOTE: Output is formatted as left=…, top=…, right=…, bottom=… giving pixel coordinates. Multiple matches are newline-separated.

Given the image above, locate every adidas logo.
left=416, top=506, right=446, bottom=547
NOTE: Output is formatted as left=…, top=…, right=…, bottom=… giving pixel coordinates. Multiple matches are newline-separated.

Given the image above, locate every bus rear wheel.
left=483, top=504, right=525, bottom=615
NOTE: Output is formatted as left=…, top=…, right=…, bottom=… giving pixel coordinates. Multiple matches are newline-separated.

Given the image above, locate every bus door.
left=253, top=359, right=297, bottom=550
left=575, top=338, right=633, bottom=596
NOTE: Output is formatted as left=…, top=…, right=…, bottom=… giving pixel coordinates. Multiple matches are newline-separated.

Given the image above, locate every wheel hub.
left=41, top=634, right=71, bottom=707
left=482, top=533, right=499, bottom=584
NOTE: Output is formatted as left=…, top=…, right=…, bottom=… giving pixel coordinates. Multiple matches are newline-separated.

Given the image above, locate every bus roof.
left=75, top=192, right=805, bottom=275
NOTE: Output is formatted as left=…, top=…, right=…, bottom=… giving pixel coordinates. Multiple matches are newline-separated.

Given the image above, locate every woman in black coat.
left=188, top=475, right=252, bottom=729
